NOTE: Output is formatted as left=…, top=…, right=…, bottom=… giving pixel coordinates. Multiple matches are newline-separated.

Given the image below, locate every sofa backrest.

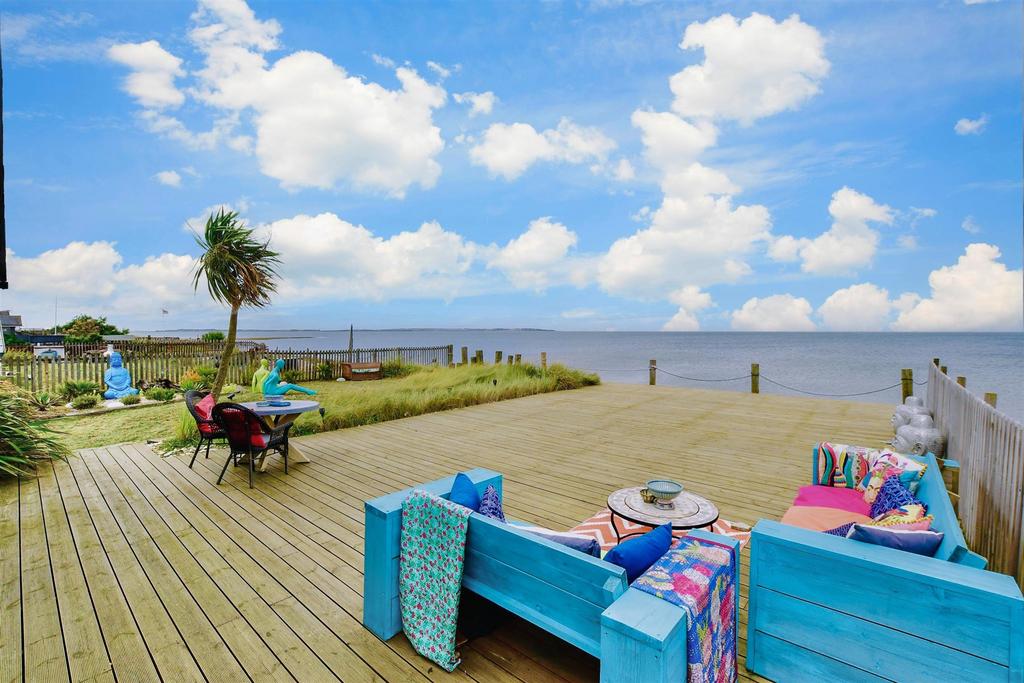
left=913, top=453, right=986, bottom=567
left=463, top=513, right=628, bottom=658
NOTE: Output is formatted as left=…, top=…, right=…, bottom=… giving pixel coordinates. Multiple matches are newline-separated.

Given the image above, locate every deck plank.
left=4, top=383, right=891, bottom=682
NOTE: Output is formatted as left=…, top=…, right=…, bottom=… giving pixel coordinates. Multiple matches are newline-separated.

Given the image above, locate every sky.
left=1, top=0, right=1021, bottom=332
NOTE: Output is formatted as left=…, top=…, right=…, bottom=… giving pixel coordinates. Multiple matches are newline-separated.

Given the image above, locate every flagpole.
left=1, top=42, right=8, bottom=290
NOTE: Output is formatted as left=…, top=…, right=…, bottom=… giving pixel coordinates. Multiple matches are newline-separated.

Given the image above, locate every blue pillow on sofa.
left=449, top=472, right=481, bottom=511
left=605, top=523, right=673, bottom=582
left=869, top=476, right=924, bottom=519
left=847, top=524, right=944, bottom=556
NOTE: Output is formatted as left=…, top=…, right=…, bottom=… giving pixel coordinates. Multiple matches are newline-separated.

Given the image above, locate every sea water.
left=144, top=330, right=1024, bottom=421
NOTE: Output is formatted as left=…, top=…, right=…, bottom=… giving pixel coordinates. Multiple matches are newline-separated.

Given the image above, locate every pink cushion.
left=792, top=485, right=871, bottom=517
left=780, top=506, right=872, bottom=532
left=194, top=393, right=216, bottom=421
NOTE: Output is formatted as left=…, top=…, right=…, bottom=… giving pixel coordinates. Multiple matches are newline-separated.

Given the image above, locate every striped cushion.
left=816, top=442, right=872, bottom=489
left=569, top=508, right=751, bottom=554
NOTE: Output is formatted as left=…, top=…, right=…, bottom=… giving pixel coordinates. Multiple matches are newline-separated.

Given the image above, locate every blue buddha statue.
left=103, top=352, right=139, bottom=400
left=262, top=359, right=317, bottom=396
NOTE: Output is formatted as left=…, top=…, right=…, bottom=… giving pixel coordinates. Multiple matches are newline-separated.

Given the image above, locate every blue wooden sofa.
left=363, top=468, right=741, bottom=682
left=747, top=451, right=1024, bottom=682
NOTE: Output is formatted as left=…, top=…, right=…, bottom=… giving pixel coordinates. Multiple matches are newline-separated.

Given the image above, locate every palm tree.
left=192, top=210, right=280, bottom=400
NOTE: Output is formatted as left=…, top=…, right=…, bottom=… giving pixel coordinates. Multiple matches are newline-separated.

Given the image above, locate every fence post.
left=933, top=357, right=940, bottom=367
left=540, top=352, right=547, bottom=370
left=507, top=356, right=513, bottom=366
left=984, top=392, right=998, bottom=408
left=900, top=369, right=912, bottom=402
left=475, top=349, right=483, bottom=365
left=461, top=346, right=469, bottom=365
left=446, top=344, right=454, bottom=366
left=649, top=359, right=656, bottom=386
left=957, top=376, right=966, bottom=387
left=514, top=354, right=521, bottom=365
left=751, top=363, right=760, bottom=394
left=494, top=351, right=502, bottom=364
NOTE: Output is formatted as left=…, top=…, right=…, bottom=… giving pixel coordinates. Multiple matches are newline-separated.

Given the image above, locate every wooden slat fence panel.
left=927, top=362, right=1024, bottom=587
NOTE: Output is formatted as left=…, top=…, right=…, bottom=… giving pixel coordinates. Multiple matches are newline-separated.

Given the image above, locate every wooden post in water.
left=540, top=352, right=547, bottom=370
left=984, top=392, right=998, bottom=408
left=751, top=363, right=760, bottom=394
left=649, top=359, right=657, bottom=386
left=460, top=346, right=469, bottom=365
left=494, top=351, right=503, bottom=364
left=957, top=376, right=967, bottom=387
left=900, top=369, right=913, bottom=403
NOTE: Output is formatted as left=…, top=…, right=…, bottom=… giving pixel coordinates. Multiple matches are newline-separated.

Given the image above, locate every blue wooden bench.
left=363, top=468, right=741, bottom=682
left=746, top=451, right=1024, bottom=682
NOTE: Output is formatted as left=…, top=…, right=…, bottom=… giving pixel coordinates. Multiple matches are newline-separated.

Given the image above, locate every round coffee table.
left=607, top=486, right=719, bottom=543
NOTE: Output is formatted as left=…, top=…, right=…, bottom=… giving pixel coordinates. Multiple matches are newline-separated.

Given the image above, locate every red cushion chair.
left=211, top=402, right=292, bottom=489
left=184, top=390, right=226, bottom=469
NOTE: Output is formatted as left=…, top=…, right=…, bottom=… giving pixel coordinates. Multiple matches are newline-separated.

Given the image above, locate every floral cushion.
left=869, top=477, right=924, bottom=519
left=816, top=442, right=873, bottom=489
left=478, top=485, right=505, bottom=522
left=873, top=452, right=927, bottom=493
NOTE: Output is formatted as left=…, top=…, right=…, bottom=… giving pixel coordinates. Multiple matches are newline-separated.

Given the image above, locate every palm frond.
left=192, top=209, right=281, bottom=309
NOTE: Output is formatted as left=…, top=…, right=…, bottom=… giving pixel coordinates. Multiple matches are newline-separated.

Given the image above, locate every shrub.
left=381, top=358, right=421, bottom=379
left=201, top=331, right=225, bottom=342
left=71, top=393, right=101, bottom=410
left=0, top=382, right=70, bottom=476
left=316, top=362, right=334, bottom=380
left=2, top=349, right=32, bottom=362
left=120, top=394, right=141, bottom=406
left=31, top=392, right=53, bottom=411
left=193, top=365, right=218, bottom=386
left=179, top=369, right=207, bottom=392
left=144, top=387, right=176, bottom=402
left=546, top=364, right=601, bottom=390
left=281, top=369, right=303, bottom=384
left=60, top=380, right=101, bottom=401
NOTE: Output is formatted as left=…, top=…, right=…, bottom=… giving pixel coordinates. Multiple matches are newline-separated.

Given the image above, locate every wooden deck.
left=1, top=383, right=892, bottom=683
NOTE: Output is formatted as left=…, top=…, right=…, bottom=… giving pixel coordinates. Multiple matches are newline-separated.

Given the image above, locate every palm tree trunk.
left=211, top=305, right=239, bottom=400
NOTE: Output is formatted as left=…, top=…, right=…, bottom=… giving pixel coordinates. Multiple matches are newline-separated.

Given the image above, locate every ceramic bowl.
left=646, top=479, right=683, bottom=508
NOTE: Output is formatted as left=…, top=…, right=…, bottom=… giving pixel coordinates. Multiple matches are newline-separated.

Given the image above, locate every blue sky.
left=1, top=0, right=1021, bottom=332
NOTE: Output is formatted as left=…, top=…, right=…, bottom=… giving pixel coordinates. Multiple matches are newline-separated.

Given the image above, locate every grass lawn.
left=53, top=362, right=599, bottom=451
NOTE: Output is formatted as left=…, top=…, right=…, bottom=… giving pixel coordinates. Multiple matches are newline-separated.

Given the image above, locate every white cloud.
left=453, top=91, right=497, bottom=117
left=108, top=0, right=447, bottom=197
left=560, top=308, right=597, bottom=319
left=907, top=206, right=937, bottom=228
left=893, top=243, right=1023, bottom=331
left=663, top=286, right=713, bottom=331
left=897, top=234, right=918, bottom=250
left=426, top=61, right=451, bottom=79
left=962, top=215, right=982, bottom=234
left=818, top=283, right=894, bottom=331
left=631, top=110, right=717, bottom=172
left=486, top=218, right=583, bottom=291
left=772, top=187, right=893, bottom=274
left=154, top=170, right=182, bottom=187
left=256, top=213, right=480, bottom=301
left=731, top=294, right=816, bottom=331
left=371, top=53, right=395, bottom=68
left=469, top=118, right=616, bottom=180
left=107, top=40, right=185, bottom=108
left=612, top=159, right=636, bottom=182
left=954, top=114, right=989, bottom=135
left=670, top=13, right=829, bottom=125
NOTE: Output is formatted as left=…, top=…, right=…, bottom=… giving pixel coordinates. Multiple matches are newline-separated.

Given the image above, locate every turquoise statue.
left=251, top=359, right=270, bottom=393
left=262, top=358, right=317, bottom=396
left=103, top=351, right=139, bottom=400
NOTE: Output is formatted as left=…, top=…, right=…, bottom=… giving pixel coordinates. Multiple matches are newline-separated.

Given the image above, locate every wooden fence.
left=6, top=339, right=266, bottom=358
left=0, top=344, right=455, bottom=394
left=926, top=361, right=1024, bottom=586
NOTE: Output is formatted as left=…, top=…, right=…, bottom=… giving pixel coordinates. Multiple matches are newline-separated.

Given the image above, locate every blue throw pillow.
left=605, top=523, right=673, bottom=582
left=518, top=526, right=601, bottom=557
left=870, top=476, right=923, bottom=519
left=478, top=485, right=505, bottom=522
left=847, top=524, right=944, bottom=556
left=449, top=472, right=481, bottom=511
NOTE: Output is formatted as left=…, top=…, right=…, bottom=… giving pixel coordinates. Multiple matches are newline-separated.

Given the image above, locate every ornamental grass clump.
left=144, top=387, right=176, bottom=402
left=71, top=393, right=101, bottom=410
left=0, top=381, right=71, bottom=476
left=120, top=394, right=141, bottom=406
left=60, top=380, right=101, bottom=401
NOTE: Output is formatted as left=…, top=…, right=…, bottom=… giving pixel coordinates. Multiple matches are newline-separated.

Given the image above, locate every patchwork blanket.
left=398, top=489, right=472, bottom=671
left=633, top=537, right=738, bottom=683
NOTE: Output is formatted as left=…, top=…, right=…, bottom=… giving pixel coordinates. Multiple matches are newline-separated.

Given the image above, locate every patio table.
left=239, top=399, right=320, bottom=473
left=607, top=486, right=719, bottom=543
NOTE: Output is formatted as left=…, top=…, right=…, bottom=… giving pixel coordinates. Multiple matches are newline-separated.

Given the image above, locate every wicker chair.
left=184, top=390, right=226, bottom=469
left=211, top=403, right=292, bottom=488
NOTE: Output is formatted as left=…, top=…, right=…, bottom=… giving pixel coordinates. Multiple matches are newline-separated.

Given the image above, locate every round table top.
left=240, top=399, right=320, bottom=416
left=607, top=486, right=719, bottom=529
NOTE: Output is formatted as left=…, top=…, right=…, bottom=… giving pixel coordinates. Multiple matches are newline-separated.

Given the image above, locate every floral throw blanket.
left=399, top=489, right=472, bottom=672
left=632, top=537, right=737, bottom=683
